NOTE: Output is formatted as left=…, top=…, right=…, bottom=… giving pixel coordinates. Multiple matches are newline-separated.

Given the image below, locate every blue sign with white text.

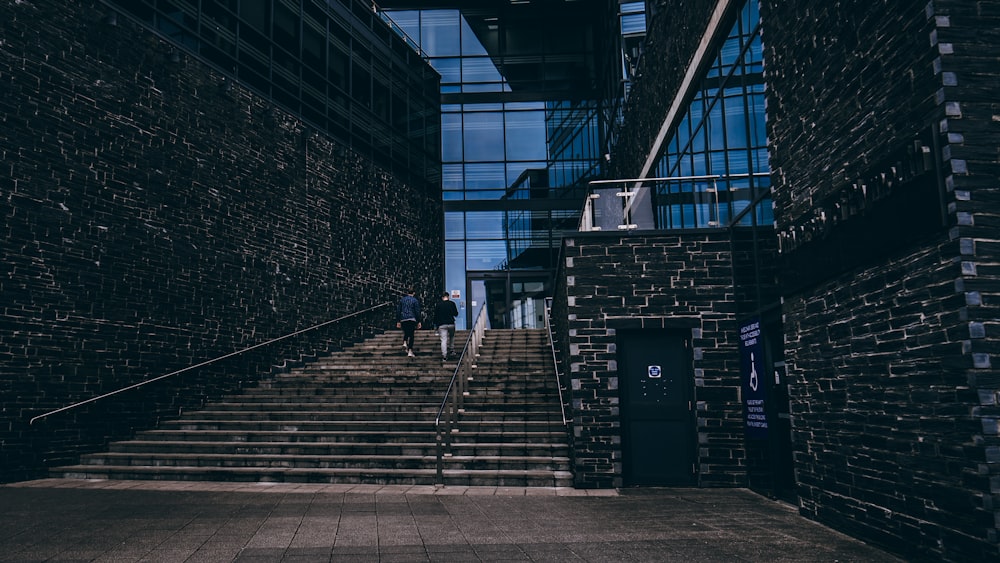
left=740, top=317, right=768, bottom=439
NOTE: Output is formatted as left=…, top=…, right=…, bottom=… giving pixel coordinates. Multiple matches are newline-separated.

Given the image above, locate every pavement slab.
left=0, top=479, right=903, bottom=562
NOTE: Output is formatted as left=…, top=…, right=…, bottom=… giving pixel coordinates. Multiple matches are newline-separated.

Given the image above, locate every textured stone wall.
left=762, top=1, right=999, bottom=559
left=0, top=0, right=443, bottom=482
left=554, top=231, right=744, bottom=488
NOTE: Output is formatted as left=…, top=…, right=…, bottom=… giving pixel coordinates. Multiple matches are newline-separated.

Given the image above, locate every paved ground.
left=0, top=479, right=902, bottom=562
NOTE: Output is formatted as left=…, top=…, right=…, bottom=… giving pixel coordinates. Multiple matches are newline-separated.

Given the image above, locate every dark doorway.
left=763, top=318, right=796, bottom=501
left=466, top=271, right=551, bottom=330
left=618, top=329, right=696, bottom=486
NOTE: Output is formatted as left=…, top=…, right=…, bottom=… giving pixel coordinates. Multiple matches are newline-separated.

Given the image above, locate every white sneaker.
left=407, top=350, right=415, bottom=357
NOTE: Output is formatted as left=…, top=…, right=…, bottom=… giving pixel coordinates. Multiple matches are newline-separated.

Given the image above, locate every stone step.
left=47, top=328, right=573, bottom=489
left=134, top=429, right=569, bottom=444
left=49, top=464, right=574, bottom=487
left=158, top=419, right=565, bottom=433
left=107, top=440, right=570, bottom=458
left=209, top=398, right=560, bottom=410
left=75, top=452, right=570, bottom=472
left=185, top=410, right=562, bottom=422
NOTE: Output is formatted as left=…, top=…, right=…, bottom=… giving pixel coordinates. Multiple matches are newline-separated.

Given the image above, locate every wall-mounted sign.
left=451, top=290, right=461, bottom=299
left=740, top=317, right=768, bottom=439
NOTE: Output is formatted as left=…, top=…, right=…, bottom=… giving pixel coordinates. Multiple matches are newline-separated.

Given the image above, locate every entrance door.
left=619, top=330, right=695, bottom=486
left=466, top=271, right=551, bottom=330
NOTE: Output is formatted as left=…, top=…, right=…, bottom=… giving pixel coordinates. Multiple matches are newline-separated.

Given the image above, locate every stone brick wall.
left=554, top=231, right=744, bottom=488
left=0, top=0, right=443, bottom=483
left=762, top=1, right=999, bottom=559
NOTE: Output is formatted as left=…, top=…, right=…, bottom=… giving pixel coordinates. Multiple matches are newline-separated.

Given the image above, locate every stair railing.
left=544, top=302, right=569, bottom=426
left=434, top=305, right=488, bottom=484
left=29, top=302, right=393, bottom=425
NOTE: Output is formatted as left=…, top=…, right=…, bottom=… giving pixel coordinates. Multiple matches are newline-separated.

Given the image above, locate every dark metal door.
left=619, top=330, right=695, bottom=486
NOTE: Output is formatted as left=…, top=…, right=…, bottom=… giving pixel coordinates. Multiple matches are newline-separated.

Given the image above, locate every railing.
left=29, top=302, right=393, bottom=425
left=580, top=173, right=772, bottom=232
left=543, top=300, right=568, bottom=427
left=434, top=305, right=489, bottom=484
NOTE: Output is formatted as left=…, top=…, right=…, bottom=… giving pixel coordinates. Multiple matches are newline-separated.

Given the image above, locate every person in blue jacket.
left=396, top=288, right=422, bottom=357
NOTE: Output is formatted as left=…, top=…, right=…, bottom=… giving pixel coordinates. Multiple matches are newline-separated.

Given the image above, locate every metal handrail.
left=543, top=302, right=568, bottom=426
left=29, top=302, right=393, bottom=425
left=434, top=305, right=488, bottom=484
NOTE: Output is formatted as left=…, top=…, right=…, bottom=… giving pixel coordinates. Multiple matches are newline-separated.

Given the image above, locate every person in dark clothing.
left=396, top=288, right=421, bottom=357
left=433, top=291, right=460, bottom=362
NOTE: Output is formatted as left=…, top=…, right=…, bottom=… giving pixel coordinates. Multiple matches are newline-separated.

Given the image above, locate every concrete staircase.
left=49, top=329, right=573, bottom=487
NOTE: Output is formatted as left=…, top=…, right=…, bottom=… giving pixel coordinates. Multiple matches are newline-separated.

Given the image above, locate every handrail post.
left=544, top=300, right=569, bottom=426
left=434, top=305, right=488, bottom=486
left=435, top=430, right=444, bottom=483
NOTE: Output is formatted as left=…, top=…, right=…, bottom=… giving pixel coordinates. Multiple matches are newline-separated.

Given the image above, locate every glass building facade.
left=103, top=0, right=442, bottom=192
left=650, top=0, right=770, bottom=231
left=380, top=2, right=615, bottom=329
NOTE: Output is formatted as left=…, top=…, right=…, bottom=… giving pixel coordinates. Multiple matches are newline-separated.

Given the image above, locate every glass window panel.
left=464, top=212, right=505, bottom=239
left=508, top=162, right=546, bottom=188
left=670, top=204, right=683, bottom=229
left=429, top=57, right=461, bottom=84
left=725, top=96, right=749, bottom=149
left=463, top=112, right=504, bottom=162
left=240, top=0, right=269, bottom=34
left=621, top=13, right=646, bottom=35
left=753, top=148, right=768, bottom=170
left=710, top=151, right=727, bottom=175
left=707, top=103, right=725, bottom=150
left=675, top=116, right=690, bottom=153
left=505, top=101, right=545, bottom=111
left=464, top=163, right=505, bottom=189
left=460, top=15, right=488, bottom=56
left=463, top=189, right=507, bottom=200
left=441, top=113, right=463, bottom=162
left=691, top=152, right=708, bottom=176
left=757, top=199, right=774, bottom=225
left=387, top=10, right=420, bottom=41
left=678, top=154, right=692, bottom=176
left=749, top=93, right=767, bottom=146
left=504, top=21, right=541, bottom=56
left=464, top=82, right=505, bottom=93
left=445, top=239, right=466, bottom=289
left=690, top=122, right=706, bottom=153
left=505, top=111, right=547, bottom=161
left=728, top=150, right=750, bottom=175
left=466, top=239, right=507, bottom=270
left=720, top=37, right=741, bottom=69
left=734, top=200, right=752, bottom=225
left=462, top=57, right=502, bottom=83
left=445, top=212, right=465, bottom=239
left=464, top=103, right=503, bottom=111
left=442, top=164, right=463, bottom=189
left=421, top=10, right=460, bottom=57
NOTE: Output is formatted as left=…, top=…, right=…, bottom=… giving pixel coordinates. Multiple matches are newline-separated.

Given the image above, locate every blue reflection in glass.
left=505, top=111, right=547, bottom=161
left=463, top=112, right=504, bottom=162
left=441, top=113, right=463, bottom=162
left=421, top=10, right=460, bottom=57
